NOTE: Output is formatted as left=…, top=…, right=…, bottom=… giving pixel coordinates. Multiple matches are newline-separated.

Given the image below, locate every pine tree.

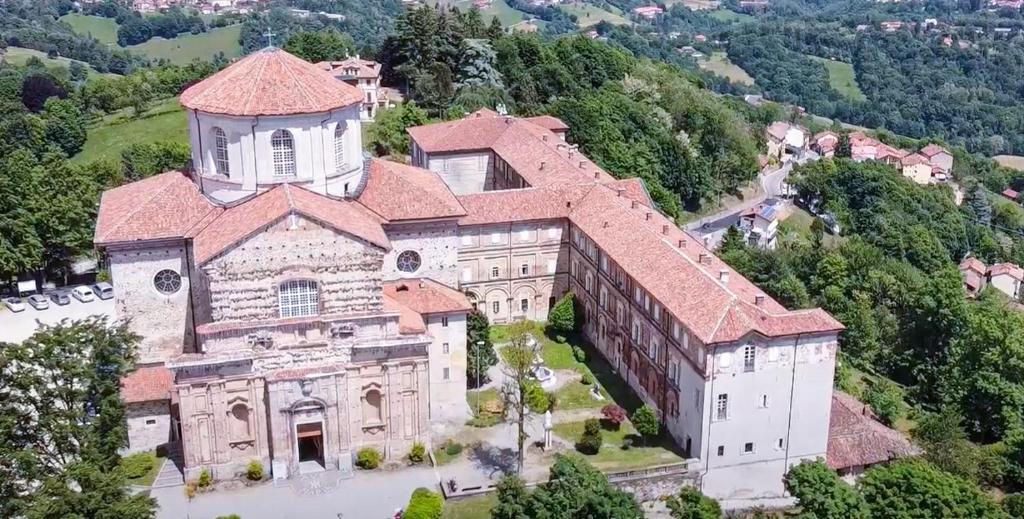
left=466, top=308, right=497, bottom=388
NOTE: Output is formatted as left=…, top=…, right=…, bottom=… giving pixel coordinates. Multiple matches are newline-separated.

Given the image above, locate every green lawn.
left=560, top=2, right=631, bottom=27
left=443, top=493, right=497, bottom=519
left=554, top=379, right=610, bottom=410
left=699, top=52, right=755, bottom=86
left=60, top=13, right=119, bottom=45
left=72, top=97, right=188, bottom=165
left=777, top=206, right=844, bottom=248
left=434, top=441, right=466, bottom=466
left=121, top=450, right=164, bottom=487
left=128, top=24, right=242, bottom=65
left=552, top=420, right=685, bottom=471
left=995, top=155, right=1024, bottom=171
left=1, top=47, right=116, bottom=78
left=708, top=9, right=753, bottom=22
left=810, top=56, right=865, bottom=102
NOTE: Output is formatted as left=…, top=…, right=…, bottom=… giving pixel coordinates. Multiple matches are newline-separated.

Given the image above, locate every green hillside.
left=128, top=25, right=242, bottom=65
left=72, top=98, right=188, bottom=165
left=59, top=13, right=120, bottom=45
left=1, top=47, right=117, bottom=78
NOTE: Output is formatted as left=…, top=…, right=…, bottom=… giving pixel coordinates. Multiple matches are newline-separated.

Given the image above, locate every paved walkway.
left=152, top=466, right=437, bottom=519
left=152, top=443, right=185, bottom=489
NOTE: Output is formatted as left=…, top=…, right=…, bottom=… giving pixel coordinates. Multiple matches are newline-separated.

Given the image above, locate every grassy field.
left=1, top=47, right=116, bottom=78
left=708, top=9, right=754, bottom=22
left=59, top=13, right=120, bottom=45
left=811, top=56, right=866, bottom=102
left=560, top=2, right=631, bottom=27
left=121, top=451, right=164, bottom=487
left=72, top=98, right=188, bottom=165
left=435, top=0, right=528, bottom=25
left=552, top=420, right=685, bottom=471
left=443, top=493, right=497, bottom=519
left=699, top=52, right=755, bottom=85
left=995, top=155, right=1024, bottom=171
left=128, top=24, right=242, bottom=65
left=777, top=206, right=844, bottom=248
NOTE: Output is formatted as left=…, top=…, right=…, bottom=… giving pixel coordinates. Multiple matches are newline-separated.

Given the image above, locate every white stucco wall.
left=187, top=104, right=363, bottom=198
left=425, top=313, right=469, bottom=423
left=990, top=274, right=1021, bottom=300
left=126, top=400, right=172, bottom=454
left=425, top=152, right=493, bottom=194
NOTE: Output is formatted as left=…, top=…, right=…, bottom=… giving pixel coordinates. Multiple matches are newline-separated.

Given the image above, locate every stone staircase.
left=151, top=443, right=185, bottom=488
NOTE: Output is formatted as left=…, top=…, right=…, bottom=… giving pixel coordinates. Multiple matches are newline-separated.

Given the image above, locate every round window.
left=153, top=269, right=182, bottom=295
left=396, top=250, right=422, bottom=273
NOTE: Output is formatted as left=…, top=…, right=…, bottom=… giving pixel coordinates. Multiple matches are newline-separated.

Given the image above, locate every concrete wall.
left=382, top=222, right=459, bottom=287
left=425, top=152, right=493, bottom=194
left=108, top=242, right=194, bottom=363
left=198, top=215, right=385, bottom=325
left=425, top=313, right=469, bottom=423
left=187, top=105, right=363, bottom=198
left=903, top=163, right=932, bottom=185
left=125, top=400, right=172, bottom=454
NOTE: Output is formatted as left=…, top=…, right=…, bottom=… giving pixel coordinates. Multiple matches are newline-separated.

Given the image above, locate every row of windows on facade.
left=716, top=438, right=785, bottom=457
left=207, top=126, right=348, bottom=178
left=714, top=390, right=772, bottom=421
left=461, top=260, right=557, bottom=282
left=459, top=227, right=561, bottom=247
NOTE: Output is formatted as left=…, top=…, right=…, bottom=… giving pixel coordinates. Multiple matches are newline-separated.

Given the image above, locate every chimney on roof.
left=645, top=212, right=652, bottom=221
left=631, top=201, right=639, bottom=209
left=569, top=151, right=574, bottom=159
left=617, top=189, right=625, bottom=197
left=603, top=221, right=609, bottom=228
left=678, top=238, right=686, bottom=248
left=593, top=171, right=600, bottom=179
left=755, top=294, right=765, bottom=306
left=702, top=236, right=710, bottom=247
left=542, top=135, right=548, bottom=142
left=505, top=117, right=513, bottom=124
left=662, top=225, right=669, bottom=235
left=540, top=161, right=546, bottom=170
left=566, top=201, right=572, bottom=208
left=719, top=270, right=730, bottom=284
left=579, top=161, right=586, bottom=169
left=699, top=252, right=710, bottom=264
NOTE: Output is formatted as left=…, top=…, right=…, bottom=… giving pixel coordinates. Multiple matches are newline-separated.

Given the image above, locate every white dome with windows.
left=180, top=48, right=366, bottom=203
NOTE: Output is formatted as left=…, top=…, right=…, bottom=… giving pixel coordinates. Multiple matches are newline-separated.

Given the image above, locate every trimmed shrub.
left=409, top=442, right=427, bottom=464
left=245, top=460, right=263, bottom=481
left=548, top=293, right=576, bottom=334
left=546, top=391, right=558, bottom=412
left=577, top=418, right=603, bottom=454
left=601, top=404, right=627, bottom=430
left=120, top=452, right=155, bottom=480
left=580, top=372, right=594, bottom=385
left=404, top=487, right=443, bottom=519
left=632, top=405, right=660, bottom=444
left=572, top=345, right=587, bottom=363
left=356, top=447, right=382, bottom=469
left=197, top=468, right=212, bottom=488
left=444, top=439, right=464, bottom=457
left=184, top=481, right=197, bottom=500
left=525, top=382, right=550, bottom=413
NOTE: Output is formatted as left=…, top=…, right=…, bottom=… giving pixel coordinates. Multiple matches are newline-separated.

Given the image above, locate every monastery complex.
left=101, top=47, right=848, bottom=500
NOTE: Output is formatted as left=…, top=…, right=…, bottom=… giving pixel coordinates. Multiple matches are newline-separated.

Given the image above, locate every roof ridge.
left=279, top=51, right=320, bottom=113
left=283, top=182, right=296, bottom=210
left=241, top=51, right=268, bottom=116
left=101, top=174, right=179, bottom=242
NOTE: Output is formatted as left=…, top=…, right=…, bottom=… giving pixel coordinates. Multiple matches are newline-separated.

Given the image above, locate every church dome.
left=180, top=48, right=364, bottom=117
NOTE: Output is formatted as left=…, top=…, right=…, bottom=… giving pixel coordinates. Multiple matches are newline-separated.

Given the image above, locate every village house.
left=959, top=257, right=988, bottom=297
left=811, top=131, right=839, bottom=158
left=988, top=263, right=1024, bottom=300
left=633, top=5, right=664, bottom=18
left=318, top=56, right=395, bottom=121
left=102, top=47, right=843, bottom=502
left=900, top=153, right=932, bottom=185
left=1003, top=188, right=1021, bottom=202
left=737, top=203, right=779, bottom=250
left=919, top=143, right=953, bottom=174
left=766, top=121, right=809, bottom=162
left=827, top=392, right=917, bottom=479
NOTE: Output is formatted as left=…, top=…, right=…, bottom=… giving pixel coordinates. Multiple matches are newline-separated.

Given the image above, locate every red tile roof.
left=95, top=171, right=221, bottom=246
left=180, top=48, right=364, bottom=116
left=988, top=262, right=1024, bottom=281
left=524, top=115, right=569, bottom=132
left=383, top=294, right=426, bottom=334
left=901, top=153, right=929, bottom=166
left=121, top=365, right=174, bottom=403
left=1003, top=188, right=1020, bottom=200
left=959, top=256, right=987, bottom=275
left=382, top=278, right=472, bottom=315
left=456, top=184, right=594, bottom=226
left=827, top=392, right=917, bottom=470
left=358, top=159, right=465, bottom=221
left=407, top=109, right=617, bottom=188
left=766, top=121, right=789, bottom=142
left=317, top=57, right=381, bottom=80
left=191, top=183, right=390, bottom=264
left=919, top=143, right=950, bottom=158
left=607, top=177, right=653, bottom=208
left=567, top=186, right=843, bottom=344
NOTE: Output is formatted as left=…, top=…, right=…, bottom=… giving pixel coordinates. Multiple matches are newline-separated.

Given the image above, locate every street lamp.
left=475, top=340, right=485, bottom=416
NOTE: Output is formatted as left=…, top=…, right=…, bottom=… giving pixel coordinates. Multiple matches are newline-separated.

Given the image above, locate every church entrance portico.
left=296, top=422, right=325, bottom=474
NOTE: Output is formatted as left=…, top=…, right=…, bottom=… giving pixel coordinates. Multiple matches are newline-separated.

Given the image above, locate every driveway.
left=152, top=466, right=438, bottom=519
left=0, top=291, right=115, bottom=344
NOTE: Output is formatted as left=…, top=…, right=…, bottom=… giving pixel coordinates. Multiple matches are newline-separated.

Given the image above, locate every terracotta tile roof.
left=382, top=278, right=472, bottom=315
left=606, top=178, right=652, bottom=208
left=766, top=121, right=789, bottom=142
left=814, top=131, right=838, bottom=143
left=383, top=294, right=426, bottom=334
left=180, top=48, right=364, bottom=116
left=95, top=171, right=221, bottom=246
left=919, top=143, right=950, bottom=157
left=875, top=143, right=907, bottom=160
left=456, top=184, right=594, bottom=226
left=567, top=186, right=843, bottom=344
left=407, top=109, right=617, bottom=188
left=192, top=183, right=390, bottom=264
left=988, top=262, right=1024, bottom=281
left=959, top=257, right=987, bottom=275
left=1003, top=188, right=1020, bottom=200
left=358, top=159, right=466, bottom=221
left=121, top=365, right=174, bottom=403
left=524, top=115, right=569, bottom=132
left=827, top=392, right=917, bottom=470
left=901, top=153, right=929, bottom=166
left=317, top=57, right=381, bottom=80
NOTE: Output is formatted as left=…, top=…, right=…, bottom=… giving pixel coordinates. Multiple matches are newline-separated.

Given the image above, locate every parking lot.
left=0, top=288, right=115, bottom=344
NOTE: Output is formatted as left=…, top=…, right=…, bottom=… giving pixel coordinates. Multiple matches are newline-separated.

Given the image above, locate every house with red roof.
left=919, top=143, right=953, bottom=174
left=900, top=153, right=932, bottom=185
left=959, top=256, right=988, bottom=297
left=827, top=392, right=917, bottom=477
left=318, top=56, right=393, bottom=121
left=988, top=262, right=1024, bottom=300
left=1003, top=188, right=1020, bottom=202
left=97, top=46, right=843, bottom=500
left=812, top=131, right=839, bottom=158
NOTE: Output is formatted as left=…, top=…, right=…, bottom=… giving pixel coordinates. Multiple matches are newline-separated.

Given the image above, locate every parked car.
left=4, top=297, right=25, bottom=312
left=27, top=294, right=49, bottom=310
left=49, top=290, right=71, bottom=306
left=71, top=285, right=94, bottom=303
left=92, top=282, right=114, bottom=300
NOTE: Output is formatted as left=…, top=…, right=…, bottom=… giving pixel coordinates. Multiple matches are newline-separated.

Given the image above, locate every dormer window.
left=279, top=280, right=318, bottom=318
left=212, top=127, right=229, bottom=175
left=271, top=129, right=296, bottom=178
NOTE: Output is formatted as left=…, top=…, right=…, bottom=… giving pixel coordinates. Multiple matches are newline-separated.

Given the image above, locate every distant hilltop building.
left=632, top=5, right=664, bottom=19
left=318, top=56, right=398, bottom=121
left=100, top=46, right=844, bottom=501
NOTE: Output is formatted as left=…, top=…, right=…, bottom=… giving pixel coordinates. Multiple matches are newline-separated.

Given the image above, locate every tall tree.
left=785, top=460, right=868, bottom=519
left=42, top=98, right=86, bottom=156
left=858, top=459, right=1007, bottom=519
left=466, top=308, right=497, bottom=388
left=666, top=487, right=722, bottom=519
left=499, top=323, right=538, bottom=474
left=283, top=29, right=356, bottom=64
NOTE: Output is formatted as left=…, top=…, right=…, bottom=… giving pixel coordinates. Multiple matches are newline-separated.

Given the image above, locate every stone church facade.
left=103, top=47, right=843, bottom=499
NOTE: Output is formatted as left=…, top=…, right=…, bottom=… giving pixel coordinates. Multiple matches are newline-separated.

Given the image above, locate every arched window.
left=278, top=280, right=318, bottom=318
left=212, top=127, right=229, bottom=175
left=334, top=124, right=346, bottom=173
left=362, top=389, right=383, bottom=424
left=271, top=129, right=296, bottom=178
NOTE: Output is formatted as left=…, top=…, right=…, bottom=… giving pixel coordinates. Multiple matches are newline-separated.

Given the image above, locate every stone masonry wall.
left=125, top=400, right=171, bottom=454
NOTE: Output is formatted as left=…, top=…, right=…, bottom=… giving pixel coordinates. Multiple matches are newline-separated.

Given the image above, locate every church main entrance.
left=296, top=422, right=325, bottom=474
